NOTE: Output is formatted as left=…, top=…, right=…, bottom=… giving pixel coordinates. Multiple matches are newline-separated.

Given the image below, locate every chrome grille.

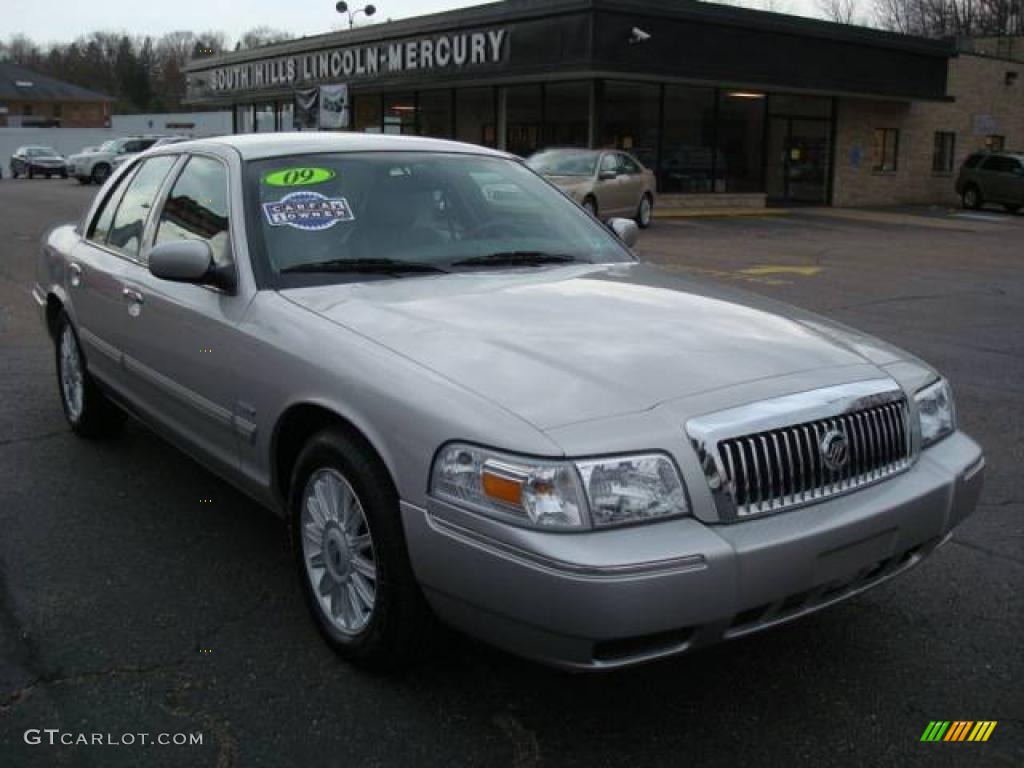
left=717, top=400, right=912, bottom=517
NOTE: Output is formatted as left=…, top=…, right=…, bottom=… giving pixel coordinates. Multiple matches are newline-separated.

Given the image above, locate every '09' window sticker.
left=262, top=167, right=336, bottom=187
left=262, top=191, right=355, bottom=231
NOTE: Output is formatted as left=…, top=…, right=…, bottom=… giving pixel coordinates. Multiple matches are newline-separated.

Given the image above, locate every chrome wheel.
left=638, top=196, right=653, bottom=227
left=963, top=187, right=979, bottom=209
left=59, top=325, right=84, bottom=422
left=301, top=468, right=377, bottom=635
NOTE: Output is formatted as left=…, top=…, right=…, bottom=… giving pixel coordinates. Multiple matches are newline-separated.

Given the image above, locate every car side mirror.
left=609, top=218, right=639, bottom=248
left=599, top=169, right=618, bottom=181
left=148, top=240, right=236, bottom=292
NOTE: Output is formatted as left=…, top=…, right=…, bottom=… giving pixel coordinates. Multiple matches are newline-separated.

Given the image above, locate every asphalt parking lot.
left=0, top=178, right=1021, bottom=768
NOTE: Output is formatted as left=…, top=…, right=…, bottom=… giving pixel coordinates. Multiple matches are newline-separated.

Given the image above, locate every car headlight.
left=916, top=378, right=956, bottom=449
left=430, top=444, right=689, bottom=530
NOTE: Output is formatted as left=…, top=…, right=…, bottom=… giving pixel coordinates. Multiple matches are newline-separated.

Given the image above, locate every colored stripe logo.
left=921, top=721, right=997, bottom=742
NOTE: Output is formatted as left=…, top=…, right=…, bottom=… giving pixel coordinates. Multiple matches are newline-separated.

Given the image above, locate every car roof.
left=168, top=132, right=514, bottom=161
left=970, top=149, right=1024, bottom=158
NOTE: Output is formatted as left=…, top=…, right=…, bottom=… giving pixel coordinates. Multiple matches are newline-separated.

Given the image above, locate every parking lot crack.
left=0, top=430, right=68, bottom=448
left=0, top=658, right=188, bottom=711
left=951, top=536, right=1024, bottom=566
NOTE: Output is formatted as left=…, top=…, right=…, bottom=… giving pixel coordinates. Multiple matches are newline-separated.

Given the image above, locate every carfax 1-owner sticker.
left=262, top=191, right=355, bottom=231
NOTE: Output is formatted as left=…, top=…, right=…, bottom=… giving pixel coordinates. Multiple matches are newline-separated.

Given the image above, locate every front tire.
left=636, top=193, right=654, bottom=229
left=1004, top=204, right=1020, bottom=214
left=290, top=429, right=436, bottom=669
left=55, top=312, right=122, bottom=439
left=582, top=196, right=598, bottom=218
left=962, top=185, right=983, bottom=210
left=28, top=168, right=35, bottom=180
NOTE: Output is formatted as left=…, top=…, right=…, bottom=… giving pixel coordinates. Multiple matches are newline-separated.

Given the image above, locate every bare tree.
left=872, top=0, right=1023, bottom=36
left=237, top=27, right=294, bottom=51
left=818, top=0, right=862, bottom=24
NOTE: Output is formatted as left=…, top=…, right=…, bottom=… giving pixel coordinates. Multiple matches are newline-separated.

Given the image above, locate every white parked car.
left=111, top=136, right=191, bottom=170
left=67, top=137, right=162, bottom=185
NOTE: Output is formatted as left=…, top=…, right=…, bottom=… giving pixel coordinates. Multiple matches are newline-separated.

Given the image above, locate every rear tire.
left=55, top=312, right=123, bottom=439
left=91, top=164, right=110, bottom=184
left=290, top=429, right=437, bottom=670
left=962, top=185, right=983, bottom=210
left=28, top=168, right=35, bottom=180
left=582, top=196, right=598, bottom=218
left=636, top=193, right=654, bottom=229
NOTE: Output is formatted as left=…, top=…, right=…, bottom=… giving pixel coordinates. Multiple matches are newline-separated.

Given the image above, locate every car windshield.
left=26, top=147, right=58, bottom=156
left=99, top=140, right=119, bottom=152
left=525, top=150, right=599, bottom=177
left=248, top=152, right=631, bottom=285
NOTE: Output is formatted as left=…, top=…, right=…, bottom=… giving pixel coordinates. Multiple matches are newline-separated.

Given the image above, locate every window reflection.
left=156, top=157, right=231, bottom=266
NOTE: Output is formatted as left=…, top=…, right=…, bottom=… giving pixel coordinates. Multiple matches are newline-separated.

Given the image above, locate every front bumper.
left=30, top=163, right=66, bottom=174
left=402, top=431, right=984, bottom=670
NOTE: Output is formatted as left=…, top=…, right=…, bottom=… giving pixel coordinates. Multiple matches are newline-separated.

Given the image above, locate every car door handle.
left=122, top=287, right=145, bottom=304
left=68, top=263, right=83, bottom=288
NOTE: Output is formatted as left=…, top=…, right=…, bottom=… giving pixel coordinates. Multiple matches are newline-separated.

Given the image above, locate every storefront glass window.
left=768, top=94, right=832, bottom=118
left=543, top=82, right=590, bottom=149
left=599, top=81, right=660, bottom=172
left=354, top=94, right=382, bottom=133
left=236, top=104, right=254, bottom=134
left=384, top=92, right=417, bottom=135
left=417, top=89, right=453, bottom=139
left=255, top=103, right=276, bottom=133
left=717, top=91, right=766, bottom=193
left=506, top=85, right=543, bottom=157
left=279, top=101, right=294, bottom=131
left=661, top=85, right=716, bottom=193
left=455, top=87, right=496, bottom=148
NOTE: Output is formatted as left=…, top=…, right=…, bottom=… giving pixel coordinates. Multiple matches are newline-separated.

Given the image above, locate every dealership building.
left=184, top=0, right=1023, bottom=207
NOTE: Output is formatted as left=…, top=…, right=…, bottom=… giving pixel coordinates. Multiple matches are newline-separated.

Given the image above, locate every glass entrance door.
left=765, top=116, right=831, bottom=204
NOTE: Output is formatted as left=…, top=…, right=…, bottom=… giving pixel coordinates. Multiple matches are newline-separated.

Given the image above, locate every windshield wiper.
left=281, top=258, right=449, bottom=276
left=451, top=252, right=589, bottom=268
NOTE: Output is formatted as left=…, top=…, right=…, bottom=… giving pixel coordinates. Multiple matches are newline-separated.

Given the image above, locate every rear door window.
left=981, top=156, right=1014, bottom=173
left=617, top=153, right=642, bottom=174
left=88, top=166, right=140, bottom=244
left=105, top=156, right=178, bottom=260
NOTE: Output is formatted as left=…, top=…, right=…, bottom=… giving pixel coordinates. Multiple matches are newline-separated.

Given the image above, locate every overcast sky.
left=9, top=0, right=822, bottom=46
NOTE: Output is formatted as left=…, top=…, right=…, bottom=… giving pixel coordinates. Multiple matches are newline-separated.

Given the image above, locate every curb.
left=653, top=208, right=791, bottom=219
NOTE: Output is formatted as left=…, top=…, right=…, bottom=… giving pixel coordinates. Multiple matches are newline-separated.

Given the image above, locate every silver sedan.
left=527, top=148, right=657, bottom=227
left=34, top=133, right=984, bottom=670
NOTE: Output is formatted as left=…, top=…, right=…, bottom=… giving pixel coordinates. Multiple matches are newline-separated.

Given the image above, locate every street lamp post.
left=336, top=1, right=377, bottom=29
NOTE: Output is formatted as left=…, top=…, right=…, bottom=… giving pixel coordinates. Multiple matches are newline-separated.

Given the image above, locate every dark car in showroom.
left=10, top=145, right=68, bottom=179
left=956, top=150, right=1024, bottom=213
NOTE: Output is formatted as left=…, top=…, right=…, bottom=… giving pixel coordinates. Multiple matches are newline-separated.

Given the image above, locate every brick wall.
left=833, top=54, right=1024, bottom=207
left=0, top=100, right=110, bottom=129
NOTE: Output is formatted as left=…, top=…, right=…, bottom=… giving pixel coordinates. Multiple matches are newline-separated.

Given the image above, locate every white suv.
left=67, top=137, right=162, bottom=185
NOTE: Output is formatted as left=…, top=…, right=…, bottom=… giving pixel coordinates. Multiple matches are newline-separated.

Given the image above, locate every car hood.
left=280, top=262, right=906, bottom=429
left=544, top=175, right=592, bottom=188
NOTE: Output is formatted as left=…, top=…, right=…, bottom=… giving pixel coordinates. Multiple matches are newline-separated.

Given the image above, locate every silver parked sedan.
left=35, top=134, right=984, bottom=670
left=527, top=148, right=657, bottom=227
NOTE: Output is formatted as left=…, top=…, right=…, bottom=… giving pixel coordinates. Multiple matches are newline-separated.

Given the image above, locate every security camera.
left=629, top=27, right=652, bottom=44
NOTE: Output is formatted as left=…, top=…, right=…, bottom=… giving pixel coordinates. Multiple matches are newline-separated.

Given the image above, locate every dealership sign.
left=200, top=28, right=508, bottom=94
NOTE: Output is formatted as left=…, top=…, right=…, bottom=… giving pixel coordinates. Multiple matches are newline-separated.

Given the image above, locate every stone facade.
left=832, top=53, right=1024, bottom=207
